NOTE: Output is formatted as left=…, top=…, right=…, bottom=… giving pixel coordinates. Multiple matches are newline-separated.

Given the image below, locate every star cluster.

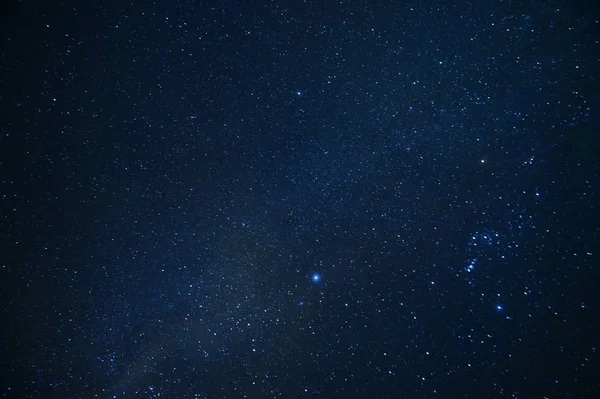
left=1, top=1, right=598, bottom=398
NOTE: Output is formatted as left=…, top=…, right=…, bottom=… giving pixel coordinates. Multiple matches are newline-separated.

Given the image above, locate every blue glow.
left=495, top=304, right=504, bottom=311
left=466, top=258, right=477, bottom=272
left=311, top=273, right=321, bottom=282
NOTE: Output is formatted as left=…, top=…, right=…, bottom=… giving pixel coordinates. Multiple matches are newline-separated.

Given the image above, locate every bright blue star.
left=495, top=304, right=504, bottom=311
left=311, top=273, right=321, bottom=283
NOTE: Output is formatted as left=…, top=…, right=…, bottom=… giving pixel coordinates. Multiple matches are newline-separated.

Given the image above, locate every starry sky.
left=1, top=0, right=599, bottom=398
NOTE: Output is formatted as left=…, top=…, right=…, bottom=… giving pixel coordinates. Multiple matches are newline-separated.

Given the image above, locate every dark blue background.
left=1, top=0, right=599, bottom=397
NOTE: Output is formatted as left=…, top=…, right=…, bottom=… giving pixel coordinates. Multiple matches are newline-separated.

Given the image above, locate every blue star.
left=495, top=304, right=504, bottom=312
left=311, top=273, right=321, bottom=283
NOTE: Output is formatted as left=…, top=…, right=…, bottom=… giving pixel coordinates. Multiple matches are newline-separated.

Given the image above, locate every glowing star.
left=495, top=304, right=504, bottom=311
left=311, top=273, right=321, bottom=283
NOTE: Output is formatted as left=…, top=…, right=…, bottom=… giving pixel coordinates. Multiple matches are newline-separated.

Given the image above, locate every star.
left=311, top=273, right=321, bottom=283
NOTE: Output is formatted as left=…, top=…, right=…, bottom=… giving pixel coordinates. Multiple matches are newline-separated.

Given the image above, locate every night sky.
left=1, top=1, right=599, bottom=398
